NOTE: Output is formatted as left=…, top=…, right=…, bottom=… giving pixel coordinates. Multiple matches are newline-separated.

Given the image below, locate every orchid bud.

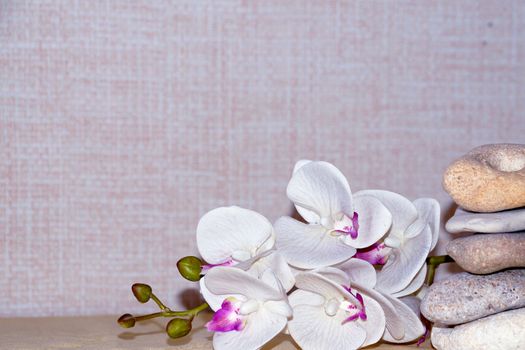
left=166, top=318, right=192, bottom=338
left=118, top=313, right=136, bottom=328
left=132, top=283, right=152, bottom=303
left=177, top=256, right=203, bottom=281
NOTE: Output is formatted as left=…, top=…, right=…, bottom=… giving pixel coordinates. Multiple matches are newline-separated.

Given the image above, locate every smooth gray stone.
left=447, top=233, right=525, bottom=274
left=420, top=270, right=525, bottom=325
left=446, top=207, right=525, bottom=233
left=431, top=308, right=525, bottom=350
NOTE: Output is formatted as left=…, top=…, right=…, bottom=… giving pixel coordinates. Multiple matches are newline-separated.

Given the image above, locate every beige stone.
left=443, top=144, right=525, bottom=212
left=420, top=270, right=525, bottom=325
left=431, top=308, right=525, bottom=350
left=447, top=233, right=525, bottom=274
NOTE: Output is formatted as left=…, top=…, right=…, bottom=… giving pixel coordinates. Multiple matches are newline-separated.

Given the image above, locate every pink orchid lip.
left=417, top=327, right=429, bottom=346
left=205, top=298, right=245, bottom=332
left=201, top=259, right=235, bottom=272
left=333, top=212, right=359, bottom=239
left=355, top=242, right=390, bottom=265
left=341, top=286, right=367, bottom=324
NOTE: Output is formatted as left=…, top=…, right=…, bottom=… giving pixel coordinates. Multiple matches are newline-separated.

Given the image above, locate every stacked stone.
left=421, top=144, right=525, bottom=350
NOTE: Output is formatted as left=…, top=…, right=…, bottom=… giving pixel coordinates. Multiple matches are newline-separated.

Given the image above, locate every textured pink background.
left=1, top=1, right=524, bottom=316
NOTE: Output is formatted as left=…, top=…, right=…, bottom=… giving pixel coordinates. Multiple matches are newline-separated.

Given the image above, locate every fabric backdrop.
left=1, top=1, right=524, bottom=317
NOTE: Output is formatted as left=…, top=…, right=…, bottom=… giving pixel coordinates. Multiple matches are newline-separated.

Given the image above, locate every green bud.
left=132, top=283, right=152, bottom=303
left=166, top=318, right=192, bottom=339
left=118, top=313, right=136, bottom=328
left=177, top=256, right=203, bottom=282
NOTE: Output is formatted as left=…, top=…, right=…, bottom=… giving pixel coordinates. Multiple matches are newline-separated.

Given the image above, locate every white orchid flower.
left=287, top=267, right=386, bottom=350
left=335, top=258, right=426, bottom=343
left=353, top=190, right=440, bottom=297
left=202, top=267, right=292, bottom=350
left=275, top=161, right=393, bottom=269
left=196, top=206, right=295, bottom=292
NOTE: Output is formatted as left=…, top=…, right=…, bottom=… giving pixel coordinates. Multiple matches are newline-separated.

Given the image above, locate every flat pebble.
left=447, top=233, right=525, bottom=274
left=420, top=270, right=525, bottom=325
left=445, top=207, right=525, bottom=233
left=431, top=308, right=525, bottom=350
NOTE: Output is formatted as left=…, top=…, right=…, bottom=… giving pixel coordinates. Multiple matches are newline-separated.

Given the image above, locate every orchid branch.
left=117, top=282, right=210, bottom=339
left=425, top=255, right=455, bottom=286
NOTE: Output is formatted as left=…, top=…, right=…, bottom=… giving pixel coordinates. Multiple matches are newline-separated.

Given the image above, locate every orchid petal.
left=400, top=295, right=422, bottom=316
left=354, top=190, right=418, bottom=237
left=314, top=266, right=350, bottom=286
left=295, top=271, right=360, bottom=305
left=355, top=242, right=391, bottom=266
left=233, top=250, right=273, bottom=271
left=275, top=217, right=356, bottom=269
left=343, top=196, right=392, bottom=248
left=336, top=258, right=377, bottom=290
left=376, top=225, right=432, bottom=294
left=204, top=267, right=283, bottom=302
left=351, top=281, right=405, bottom=341
left=200, top=277, right=245, bottom=311
left=249, top=252, right=295, bottom=292
left=391, top=264, right=427, bottom=298
left=288, top=289, right=325, bottom=308
left=287, top=161, right=353, bottom=223
left=291, top=160, right=354, bottom=225
left=259, top=268, right=287, bottom=297
left=206, top=298, right=245, bottom=332
left=197, top=206, right=274, bottom=264
left=292, top=159, right=312, bottom=174
left=264, top=300, right=293, bottom=318
left=382, top=294, right=425, bottom=343
left=212, top=307, right=287, bottom=350
left=413, top=198, right=440, bottom=250
left=356, top=293, right=387, bottom=347
left=288, top=304, right=367, bottom=350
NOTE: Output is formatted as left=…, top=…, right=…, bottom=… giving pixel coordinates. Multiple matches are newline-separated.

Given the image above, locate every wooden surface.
left=0, top=313, right=433, bottom=350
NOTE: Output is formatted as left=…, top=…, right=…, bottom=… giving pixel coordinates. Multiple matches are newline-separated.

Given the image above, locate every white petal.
left=295, top=271, right=359, bottom=305
left=199, top=277, right=244, bottom=311
left=355, top=190, right=418, bottom=237
left=233, top=250, right=273, bottom=271
left=335, top=258, right=377, bottom=289
left=356, top=293, right=386, bottom=347
left=289, top=264, right=310, bottom=276
left=287, top=161, right=353, bottom=222
left=205, top=267, right=283, bottom=302
left=314, top=267, right=350, bottom=286
left=288, top=289, right=325, bottom=308
left=400, top=295, right=422, bottom=316
left=259, top=268, right=287, bottom=297
left=249, top=252, right=295, bottom=292
left=288, top=304, right=366, bottom=350
left=382, top=294, right=425, bottom=343
left=375, top=225, right=432, bottom=294
left=391, top=264, right=427, bottom=298
left=413, top=198, right=441, bottom=251
left=275, top=217, right=356, bottom=269
left=264, top=300, right=293, bottom=318
left=343, top=196, right=392, bottom=248
left=351, top=281, right=404, bottom=341
left=197, top=206, right=274, bottom=264
left=213, top=307, right=287, bottom=350
left=293, top=159, right=312, bottom=174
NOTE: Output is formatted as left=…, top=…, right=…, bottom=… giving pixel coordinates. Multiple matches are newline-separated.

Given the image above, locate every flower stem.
left=425, top=255, right=455, bottom=286
left=150, top=293, right=170, bottom=312
left=164, top=302, right=210, bottom=318
left=130, top=302, right=210, bottom=324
